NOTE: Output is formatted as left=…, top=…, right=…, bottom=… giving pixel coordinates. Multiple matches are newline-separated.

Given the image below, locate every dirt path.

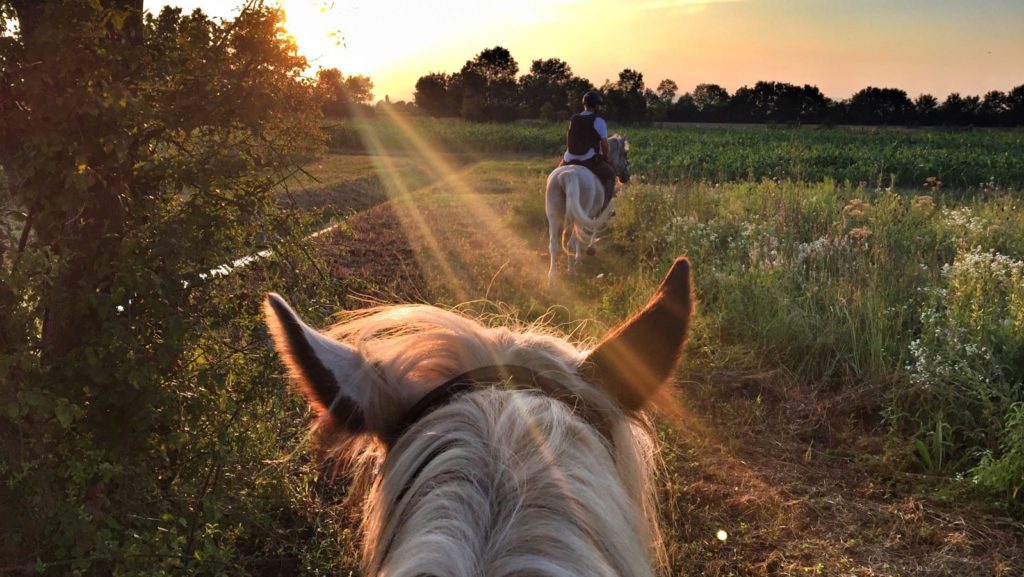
left=310, top=154, right=1024, bottom=577
left=663, top=372, right=1024, bottom=576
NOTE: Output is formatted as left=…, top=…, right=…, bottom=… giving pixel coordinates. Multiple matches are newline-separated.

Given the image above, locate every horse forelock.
left=365, top=392, right=663, bottom=577
left=318, top=304, right=665, bottom=576
left=609, top=134, right=627, bottom=156
left=607, top=135, right=630, bottom=179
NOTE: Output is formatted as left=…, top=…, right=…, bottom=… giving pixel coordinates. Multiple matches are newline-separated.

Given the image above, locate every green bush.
left=1, top=4, right=359, bottom=574
left=975, top=403, right=1024, bottom=500
left=899, top=248, right=1024, bottom=478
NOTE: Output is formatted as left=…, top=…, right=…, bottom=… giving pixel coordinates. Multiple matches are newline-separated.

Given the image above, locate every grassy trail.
left=295, top=150, right=1024, bottom=576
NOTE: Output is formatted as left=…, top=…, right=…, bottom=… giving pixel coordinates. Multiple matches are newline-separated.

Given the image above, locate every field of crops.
left=325, top=116, right=1024, bottom=189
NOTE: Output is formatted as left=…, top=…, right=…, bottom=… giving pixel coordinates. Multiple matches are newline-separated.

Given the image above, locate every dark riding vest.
left=566, top=113, right=602, bottom=156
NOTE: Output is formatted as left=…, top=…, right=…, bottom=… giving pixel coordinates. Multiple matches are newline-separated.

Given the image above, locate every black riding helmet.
left=582, top=90, right=603, bottom=107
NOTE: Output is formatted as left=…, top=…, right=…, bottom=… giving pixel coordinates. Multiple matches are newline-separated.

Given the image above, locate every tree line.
left=410, top=46, right=1024, bottom=127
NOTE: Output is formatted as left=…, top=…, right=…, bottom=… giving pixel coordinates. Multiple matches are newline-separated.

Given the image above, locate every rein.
left=385, top=364, right=614, bottom=448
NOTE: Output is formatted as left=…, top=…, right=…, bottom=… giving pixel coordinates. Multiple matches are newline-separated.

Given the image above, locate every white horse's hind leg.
left=547, top=217, right=561, bottom=287
left=567, top=229, right=580, bottom=276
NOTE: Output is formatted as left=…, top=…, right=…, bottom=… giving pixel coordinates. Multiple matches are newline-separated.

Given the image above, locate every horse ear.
left=264, top=293, right=369, bottom=432
left=581, top=257, right=693, bottom=411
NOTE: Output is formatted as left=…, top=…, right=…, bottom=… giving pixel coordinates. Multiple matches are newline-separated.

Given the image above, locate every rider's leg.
left=586, top=157, right=618, bottom=211
left=602, top=177, right=617, bottom=209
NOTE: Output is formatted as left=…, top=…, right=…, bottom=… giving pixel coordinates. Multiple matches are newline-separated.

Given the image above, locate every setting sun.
left=277, top=1, right=346, bottom=69
left=275, top=0, right=582, bottom=100
left=276, top=0, right=463, bottom=97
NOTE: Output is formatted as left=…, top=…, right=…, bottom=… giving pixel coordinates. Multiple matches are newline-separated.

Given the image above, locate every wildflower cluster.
left=841, top=197, right=869, bottom=221
left=913, top=195, right=935, bottom=209
left=943, top=206, right=989, bottom=237
left=739, top=221, right=783, bottom=270
left=846, top=227, right=872, bottom=252
left=901, top=248, right=1024, bottom=482
left=795, top=236, right=838, bottom=267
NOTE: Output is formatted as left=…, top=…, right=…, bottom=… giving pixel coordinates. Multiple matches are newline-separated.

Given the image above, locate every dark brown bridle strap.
left=385, top=364, right=613, bottom=448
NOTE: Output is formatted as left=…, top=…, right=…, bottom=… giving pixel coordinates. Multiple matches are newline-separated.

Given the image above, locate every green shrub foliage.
left=903, top=248, right=1024, bottom=481
left=0, top=3, right=358, bottom=575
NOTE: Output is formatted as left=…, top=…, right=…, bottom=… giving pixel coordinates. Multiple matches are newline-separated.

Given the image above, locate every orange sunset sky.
left=163, top=0, right=1024, bottom=103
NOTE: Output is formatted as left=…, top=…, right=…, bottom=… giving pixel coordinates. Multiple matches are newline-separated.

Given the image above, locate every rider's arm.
left=594, top=117, right=610, bottom=158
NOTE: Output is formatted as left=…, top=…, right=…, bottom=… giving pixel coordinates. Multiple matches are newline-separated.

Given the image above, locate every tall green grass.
left=606, top=179, right=1024, bottom=501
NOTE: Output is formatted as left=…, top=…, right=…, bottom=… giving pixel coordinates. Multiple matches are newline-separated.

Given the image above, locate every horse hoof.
left=586, top=247, right=596, bottom=256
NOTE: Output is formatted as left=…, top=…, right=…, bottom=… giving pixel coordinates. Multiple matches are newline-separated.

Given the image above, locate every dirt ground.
left=305, top=153, right=1024, bottom=577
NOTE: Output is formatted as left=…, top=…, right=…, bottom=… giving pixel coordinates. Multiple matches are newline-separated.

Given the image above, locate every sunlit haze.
left=160, top=0, right=1022, bottom=102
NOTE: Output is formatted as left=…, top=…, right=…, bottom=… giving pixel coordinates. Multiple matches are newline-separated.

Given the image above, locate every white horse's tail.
left=559, top=171, right=612, bottom=252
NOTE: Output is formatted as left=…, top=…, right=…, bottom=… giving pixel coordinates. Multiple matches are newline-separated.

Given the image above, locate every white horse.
left=546, top=135, right=631, bottom=286
left=264, top=257, right=694, bottom=577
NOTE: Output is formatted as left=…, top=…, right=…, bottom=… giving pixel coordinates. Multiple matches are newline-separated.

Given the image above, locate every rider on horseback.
left=559, top=91, right=617, bottom=209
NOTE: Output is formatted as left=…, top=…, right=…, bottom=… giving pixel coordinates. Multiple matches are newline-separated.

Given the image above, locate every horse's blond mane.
left=311, top=304, right=667, bottom=577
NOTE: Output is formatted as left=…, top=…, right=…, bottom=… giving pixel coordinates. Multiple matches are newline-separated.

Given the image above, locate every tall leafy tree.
left=1008, top=84, right=1024, bottom=126
left=914, top=93, right=939, bottom=125
left=728, top=81, right=829, bottom=124
left=979, top=90, right=1009, bottom=126
left=1, top=2, right=327, bottom=573
left=795, top=84, right=831, bottom=124
left=564, top=75, right=597, bottom=115
left=519, top=58, right=582, bottom=120
left=649, top=79, right=678, bottom=121
left=603, top=68, right=649, bottom=123
left=457, top=46, right=519, bottom=121
left=414, top=71, right=456, bottom=117
left=938, top=92, right=980, bottom=125
left=848, top=87, right=914, bottom=125
left=316, top=67, right=374, bottom=117
left=668, top=92, right=699, bottom=122
left=692, top=83, right=730, bottom=122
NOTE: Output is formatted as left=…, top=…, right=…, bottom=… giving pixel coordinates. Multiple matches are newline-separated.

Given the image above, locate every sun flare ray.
left=371, top=107, right=559, bottom=298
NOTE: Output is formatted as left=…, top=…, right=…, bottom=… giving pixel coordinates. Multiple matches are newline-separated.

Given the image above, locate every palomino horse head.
left=609, top=134, right=631, bottom=184
left=264, top=257, right=694, bottom=577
